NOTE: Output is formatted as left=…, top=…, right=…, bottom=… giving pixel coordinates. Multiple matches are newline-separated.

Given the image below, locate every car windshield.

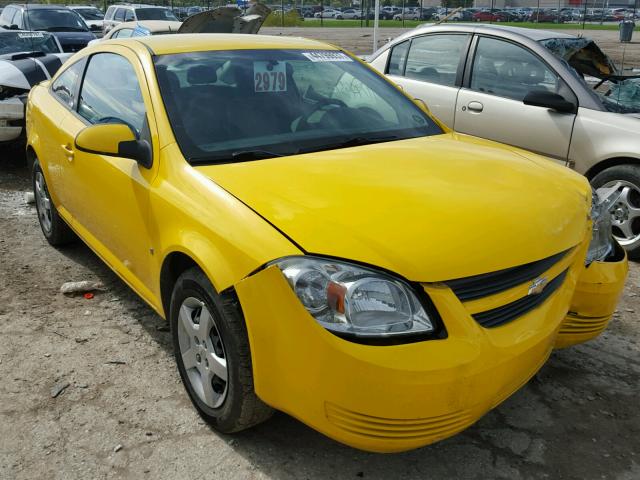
left=540, top=37, right=640, bottom=114
left=154, top=49, right=442, bottom=164
left=135, top=8, right=178, bottom=21
left=75, top=8, right=104, bottom=21
left=26, top=9, right=89, bottom=32
left=0, top=31, right=60, bottom=54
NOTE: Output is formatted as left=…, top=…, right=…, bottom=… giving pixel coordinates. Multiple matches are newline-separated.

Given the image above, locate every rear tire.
left=591, top=164, right=640, bottom=259
left=170, top=267, right=273, bottom=433
left=32, top=158, right=75, bottom=246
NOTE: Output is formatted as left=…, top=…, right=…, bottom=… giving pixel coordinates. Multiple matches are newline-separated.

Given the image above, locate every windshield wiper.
left=298, top=134, right=401, bottom=154
left=190, top=149, right=288, bottom=165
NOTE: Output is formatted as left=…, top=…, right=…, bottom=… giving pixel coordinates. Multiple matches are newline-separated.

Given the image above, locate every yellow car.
left=26, top=34, right=628, bottom=453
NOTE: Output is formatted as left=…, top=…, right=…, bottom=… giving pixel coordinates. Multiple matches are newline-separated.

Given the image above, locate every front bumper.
left=236, top=248, right=588, bottom=453
left=555, top=242, right=628, bottom=349
left=0, top=96, right=26, bottom=144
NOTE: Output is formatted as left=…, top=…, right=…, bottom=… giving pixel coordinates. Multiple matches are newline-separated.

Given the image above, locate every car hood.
left=196, top=133, right=591, bottom=282
left=177, top=4, right=271, bottom=34
left=0, top=53, right=70, bottom=91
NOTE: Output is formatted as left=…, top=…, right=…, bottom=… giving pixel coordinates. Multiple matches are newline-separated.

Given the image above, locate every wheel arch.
left=585, top=157, right=640, bottom=181
left=159, top=250, right=203, bottom=320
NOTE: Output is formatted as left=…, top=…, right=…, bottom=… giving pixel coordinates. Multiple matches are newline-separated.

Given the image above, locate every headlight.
left=272, top=257, right=435, bottom=341
left=586, top=186, right=620, bottom=265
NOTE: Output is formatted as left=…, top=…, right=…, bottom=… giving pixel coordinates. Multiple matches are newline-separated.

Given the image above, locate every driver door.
left=60, top=48, right=159, bottom=296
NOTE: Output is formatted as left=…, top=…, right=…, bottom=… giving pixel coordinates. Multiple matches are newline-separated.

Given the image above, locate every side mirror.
left=75, top=123, right=152, bottom=169
left=523, top=90, right=576, bottom=114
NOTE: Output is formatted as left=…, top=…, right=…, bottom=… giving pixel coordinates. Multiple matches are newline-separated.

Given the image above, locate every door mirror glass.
left=523, top=90, right=577, bottom=114
left=75, top=123, right=152, bottom=168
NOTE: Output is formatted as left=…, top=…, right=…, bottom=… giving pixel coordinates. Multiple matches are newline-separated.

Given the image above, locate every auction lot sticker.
left=302, top=52, right=353, bottom=62
left=254, top=61, right=287, bottom=93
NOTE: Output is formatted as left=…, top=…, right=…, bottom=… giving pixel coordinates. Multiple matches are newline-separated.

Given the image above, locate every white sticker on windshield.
left=18, top=32, right=44, bottom=38
left=302, top=52, right=352, bottom=63
left=253, top=61, right=287, bottom=93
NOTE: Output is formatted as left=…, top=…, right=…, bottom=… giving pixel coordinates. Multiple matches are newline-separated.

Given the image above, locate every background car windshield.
left=75, top=8, right=104, bottom=20
left=26, top=9, right=88, bottom=31
left=136, top=8, right=178, bottom=21
left=0, top=31, right=59, bottom=54
left=154, top=49, right=442, bottom=163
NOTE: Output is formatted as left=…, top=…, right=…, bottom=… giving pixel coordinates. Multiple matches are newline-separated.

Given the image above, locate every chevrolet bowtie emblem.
left=528, top=277, right=549, bottom=296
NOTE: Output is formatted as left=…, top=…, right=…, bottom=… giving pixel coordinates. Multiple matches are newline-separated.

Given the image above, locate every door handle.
left=61, top=143, right=74, bottom=162
left=467, top=101, right=484, bottom=113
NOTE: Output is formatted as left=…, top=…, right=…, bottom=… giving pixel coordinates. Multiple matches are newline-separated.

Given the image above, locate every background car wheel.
left=32, top=158, right=75, bottom=246
left=170, top=267, right=273, bottom=433
left=591, top=164, right=640, bottom=258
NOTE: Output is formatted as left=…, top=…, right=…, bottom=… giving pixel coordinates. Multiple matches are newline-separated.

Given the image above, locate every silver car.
left=368, top=24, right=640, bottom=256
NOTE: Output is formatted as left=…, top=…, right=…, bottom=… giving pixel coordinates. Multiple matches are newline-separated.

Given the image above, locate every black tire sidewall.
left=170, top=269, right=247, bottom=433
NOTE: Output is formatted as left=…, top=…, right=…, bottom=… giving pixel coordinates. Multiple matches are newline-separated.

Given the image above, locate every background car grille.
left=62, top=44, right=87, bottom=53
left=472, top=269, right=568, bottom=328
left=445, top=249, right=570, bottom=301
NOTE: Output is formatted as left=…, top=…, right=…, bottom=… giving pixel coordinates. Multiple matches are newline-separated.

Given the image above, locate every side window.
left=124, top=9, right=135, bottom=22
left=114, top=8, right=125, bottom=22
left=404, top=34, right=469, bottom=87
left=13, top=9, right=23, bottom=28
left=51, top=60, right=85, bottom=108
left=114, top=29, right=133, bottom=38
left=387, top=40, right=409, bottom=76
left=78, top=53, right=146, bottom=136
left=1, top=7, right=15, bottom=26
left=470, top=37, right=570, bottom=101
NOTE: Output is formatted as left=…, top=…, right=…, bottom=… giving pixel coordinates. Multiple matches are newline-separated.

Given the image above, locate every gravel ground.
left=0, top=27, right=639, bottom=478
left=261, top=27, right=640, bottom=67
left=0, top=148, right=638, bottom=479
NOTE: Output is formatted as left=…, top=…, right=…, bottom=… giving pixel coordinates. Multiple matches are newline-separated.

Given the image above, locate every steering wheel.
left=295, top=98, right=348, bottom=131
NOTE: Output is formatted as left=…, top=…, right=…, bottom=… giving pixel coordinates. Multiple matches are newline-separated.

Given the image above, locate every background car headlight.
left=273, top=257, right=435, bottom=340
left=586, top=186, right=620, bottom=265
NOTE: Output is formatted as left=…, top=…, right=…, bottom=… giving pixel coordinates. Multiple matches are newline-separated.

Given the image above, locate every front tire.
left=32, top=158, right=75, bottom=246
left=591, top=164, right=640, bottom=258
left=170, top=267, right=273, bottom=433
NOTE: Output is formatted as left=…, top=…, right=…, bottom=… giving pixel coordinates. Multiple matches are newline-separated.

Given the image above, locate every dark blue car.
left=0, top=4, right=95, bottom=52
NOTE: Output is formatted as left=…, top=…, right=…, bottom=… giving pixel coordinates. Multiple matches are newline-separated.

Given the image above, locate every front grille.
left=445, top=249, right=570, bottom=301
left=325, top=402, right=473, bottom=442
left=560, top=313, right=611, bottom=335
left=472, top=269, right=568, bottom=328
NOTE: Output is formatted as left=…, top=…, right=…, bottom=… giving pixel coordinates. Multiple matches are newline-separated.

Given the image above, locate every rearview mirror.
left=523, top=91, right=576, bottom=114
left=75, top=123, right=152, bottom=169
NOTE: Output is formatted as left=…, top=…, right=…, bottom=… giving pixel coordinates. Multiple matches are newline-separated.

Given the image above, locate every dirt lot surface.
left=262, top=27, right=640, bottom=67
left=0, top=147, right=639, bottom=480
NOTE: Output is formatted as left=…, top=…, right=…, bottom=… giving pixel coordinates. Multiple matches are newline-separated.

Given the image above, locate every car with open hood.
left=25, top=33, right=627, bottom=453
left=368, top=24, right=640, bottom=257
left=0, top=29, right=71, bottom=145
left=0, top=4, right=96, bottom=52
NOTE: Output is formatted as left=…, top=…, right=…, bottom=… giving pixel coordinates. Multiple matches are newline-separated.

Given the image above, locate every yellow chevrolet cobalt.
left=26, top=34, right=627, bottom=452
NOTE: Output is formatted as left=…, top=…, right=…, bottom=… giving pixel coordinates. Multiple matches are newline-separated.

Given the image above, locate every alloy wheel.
left=34, top=171, right=53, bottom=234
left=177, top=297, right=228, bottom=409
left=603, top=180, right=640, bottom=246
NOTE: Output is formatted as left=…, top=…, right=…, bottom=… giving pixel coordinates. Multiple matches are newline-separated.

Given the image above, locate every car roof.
left=134, top=33, right=338, bottom=55
left=7, top=4, right=73, bottom=9
left=408, top=23, right=577, bottom=41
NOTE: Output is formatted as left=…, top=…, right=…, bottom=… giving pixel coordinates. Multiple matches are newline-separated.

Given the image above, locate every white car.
left=68, top=5, right=105, bottom=36
left=341, top=9, right=361, bottom=19
left=314, top=9, right=342, bottom=19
